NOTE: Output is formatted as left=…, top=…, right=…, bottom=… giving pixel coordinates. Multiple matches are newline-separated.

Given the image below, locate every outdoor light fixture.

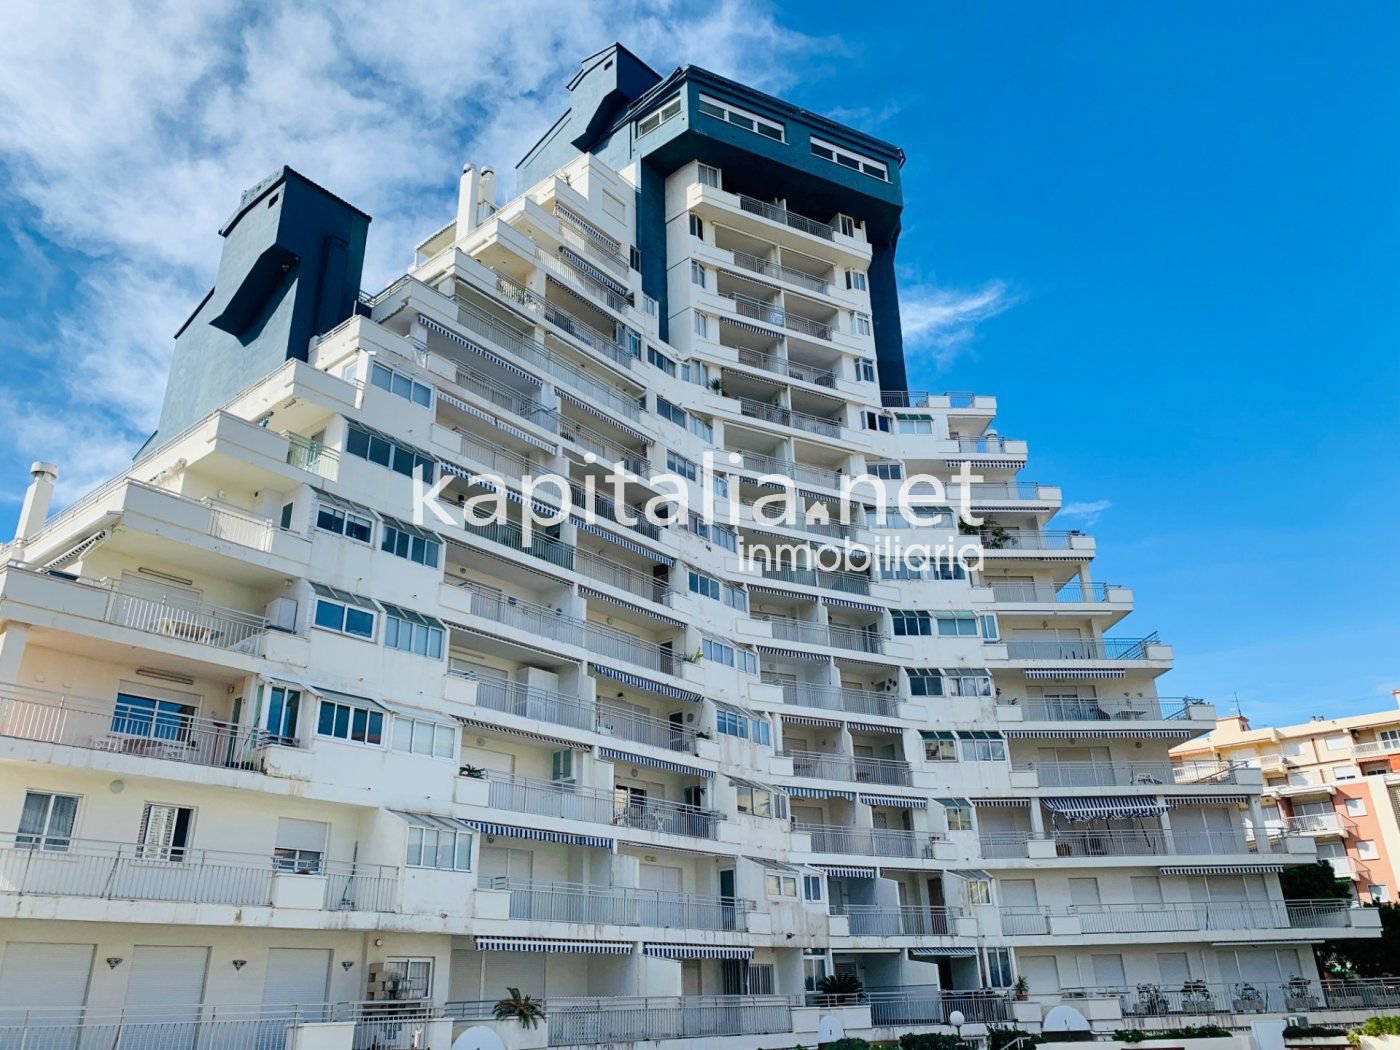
left=106, top=957, right=123, bottom=969
left=231, top=960, right=247, bottom=971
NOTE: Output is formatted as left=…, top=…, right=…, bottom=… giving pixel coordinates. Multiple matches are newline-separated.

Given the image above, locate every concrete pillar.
left=0, top=625, right=30, bottom=684
left=1247, top=798, right=1269, bottom=852
left=1028, top=802, right=1045, bottom=837
left=1158, top=798, right=1176, bottom=853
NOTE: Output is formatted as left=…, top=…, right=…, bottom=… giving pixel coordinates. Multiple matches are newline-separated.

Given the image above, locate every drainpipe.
left=12, top=462, right=58, bottom=557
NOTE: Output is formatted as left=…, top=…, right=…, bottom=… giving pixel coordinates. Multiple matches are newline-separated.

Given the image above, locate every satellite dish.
left=452, top=1026, right=506, bottom=1050
left=818, top=1015, right=846, bottom=1043
left=1043, top=1005, right=1090, bottom=1033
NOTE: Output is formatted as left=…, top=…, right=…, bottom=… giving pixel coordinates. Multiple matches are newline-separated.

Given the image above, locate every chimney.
left=14, top=462, right=58, bottom=546
left=478, top=167, right=497, bottom=225
left=456, top=164, right=482, bottom=239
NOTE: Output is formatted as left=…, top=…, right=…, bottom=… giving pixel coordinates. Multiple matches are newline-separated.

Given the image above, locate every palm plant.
left=494, top=987, right=545, bottom=1029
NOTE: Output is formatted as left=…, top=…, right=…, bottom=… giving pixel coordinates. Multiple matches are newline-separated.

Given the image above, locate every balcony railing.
left=597, top=702, right=698, bottom=753
left=785, top=749, right=912, bottom=786
left=1352, top=737, right=1400, bottom=757
left=989, top=582, right=1114, bottom=603
left=1062, top=898, right=1353, bottom=934
left=737, top=396, right=842, bottom=437
left=491, top=877, right=749, bottom=930
left=881, top=390, right=983, bottom=409
left=1004, top=697, right=1199, bottom=722
left=1281, top=813, right=1345, bottom=835
left=546, top=994, right=793, bottom=1046
left=760, top=563, right=870, bottom=595
left=736, top=194, right=835, bottom=240
left=0, top=835, right=396, bottom=911
left=285, top=432, right=338, bottom=478
left=486, top=772, right=721, bottom=839
left=461, top=516, right=574, bottom=570
left=723, top=292, right=833, bottom=340
left=92, top=580, right=266, bottom=654
left=203, top=499, right=275, bottom=551
left=774, top=681, right=898, bottom=718
left=796, top=822, right=929, bottom=858
left=0, top=683, right=291, bottom=769
left=468, top=675, right=595, bottom=733
left=833, top=904, right=959, bottom=937
left=1017, top=759, right=1239, bottom=788
left=728, top=250, right=831, bottom=294
left=737, top=450, right=843, bottom=490
left=575, top=547, right=670, bottom=605
left=1003, top=635, right=1162, bottom=661
left=493, top=271, right=634, bottom=369
left=861, top=988, right=1011, bottom=1027
left=536, top=249, right=632, bottom=314
left=1076, top=975, right=1385, bottom=1018
left=979, top=829, right=1256, bottom=859
left=978, top=529, right=1080, bottom=551
left=764, top=616, right=882, bottom=653
left=734, top=345, right=837, bottom=388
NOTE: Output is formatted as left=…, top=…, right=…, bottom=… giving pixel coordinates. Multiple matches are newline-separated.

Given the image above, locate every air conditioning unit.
left=265, top=597, right=298, bottom=633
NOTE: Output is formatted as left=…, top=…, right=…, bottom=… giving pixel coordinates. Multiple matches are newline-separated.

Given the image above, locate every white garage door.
left=262, top=949, right=331, bottom=1010
left=0, top=942, right=94, bottom=1050
left=124, top=947, right=209, bottom=1050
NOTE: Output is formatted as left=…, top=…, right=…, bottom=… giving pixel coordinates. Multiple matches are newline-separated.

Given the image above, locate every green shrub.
left=900, top=1034, right=962, bottom=1050
left=986, top=1027, right=1034, bottom=1050
left=825, top=1039, right=873, bottom=1050
left=1348, top=1016, right=1400, bottom=1045
left=1283, top=1025, right=1345, bottom=1038
left=1114, top=1026, right=1232, bottom=1043
left=1033, top=1033, right=1096, bottom=1044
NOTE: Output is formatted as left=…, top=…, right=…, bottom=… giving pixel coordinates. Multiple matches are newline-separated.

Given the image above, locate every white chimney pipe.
left=456, top=163, right=482, bottom=239
left=478, top=167, right=497, bottom=223
left=14, top=462, right=58, bottom=545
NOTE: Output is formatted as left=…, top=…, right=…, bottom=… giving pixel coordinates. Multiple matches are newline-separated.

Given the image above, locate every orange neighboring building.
left=1173, top=693, right=1400, bottom=904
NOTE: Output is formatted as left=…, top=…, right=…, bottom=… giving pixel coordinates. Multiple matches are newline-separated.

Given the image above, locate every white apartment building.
left=0, top=44, right=1384, bottom=1050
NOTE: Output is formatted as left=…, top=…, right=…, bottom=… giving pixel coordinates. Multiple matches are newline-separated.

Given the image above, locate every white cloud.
left=899, top=279, right=1015, bottom=370
left=1057, top=499, right=1112, bottom=524
left=0, top=0, right=827, bottom=504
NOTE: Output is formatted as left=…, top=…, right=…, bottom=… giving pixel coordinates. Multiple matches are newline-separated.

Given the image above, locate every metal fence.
left=493, top=877, right=750, bottom=931
left=546, top=994, right=792, bottom=1046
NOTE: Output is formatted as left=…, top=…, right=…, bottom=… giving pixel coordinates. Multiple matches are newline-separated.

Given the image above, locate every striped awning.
left=1167, top=795, right=1250, bottom=807
left=859, top=793, right=928, bottom=809
left=598, top=747, right=713, bottom=778
left=1160, top=864, right=1285, bottom=876
left=446, top=621, right=575, bottom=662
left=43, top=528, right=110, bottom=569
left=787, top=786, right=855, bottom=800
left=972, top=798, right=1031, bottom=808
left=719, top=317, right=776, bottom=337
left=846, top=721, right=903, bottom=735
left=557, top=390, right=650, bottom=445
left=814, top=864, right=876, bottom=878
left=389, top=810, right=466, bottom=832
left=558, top=247, right=630, bottom=297
left=419, top=314, right=539, bottom=382
left=437, top=391, right=556, bottom=452
left=458, top=820, right=613, bottom=850
left=456, top=718, right=582, bottom=751
left=909, top=947, right=978, bottom=959
left=555, top=205, right=621, bottom=252
left=475, top=937, right=631, bottom=954
left=1044, top=796, right=1168, bottom=821
left=948, top=869, right=991, bottom=881
left=1025, top=669, right=1127, bottom=680
left=591, top=663, right=701, bottom=703
left=756, top=644, right=830, bottom=662
left=574, top=520, right=674, bottom=565
left=579, top=585, right=683, bottom=627
left=782, top=714, right=842, bottom=728
left=1005, top=728, right=1193, bottom=740
left=643, top=944, right=754, bottom=960
left=824, top=596, right=882, bottom=613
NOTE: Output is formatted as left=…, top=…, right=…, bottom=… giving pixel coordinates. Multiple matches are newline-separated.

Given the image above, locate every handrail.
left=728, top=250, right=831, bottom=294
left=597, top=701, right=698, bottom=752
left=1002, top=697, right=1199, bottom=722
left=493, top=270, right=634, bottom=368
left=784, top=749, right=912, bottom=785
left=490, top=876, right=751, bottom=930
left=1003, top=635, right=1163, bottom=661
left=737, top=449, right=843, bottom=489
left=486, top=771, right=722, bottom=839
left=722, top=292, right=833, bottom=341
left=737, top=397, right=842, bottom=437
left=773, top=681, right=898, bottom=717
left=1014, top=759, right=1238, bottom=787
left=737, top=194, right=835, bottom=241
left=733, top=345, right=838, bottom=388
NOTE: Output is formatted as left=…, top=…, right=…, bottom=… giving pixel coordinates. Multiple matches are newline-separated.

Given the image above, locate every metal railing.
left=737, top=396, right=842, bottom=437
left=978, top=829, right=1256, bottom=859
left=449, top=360, right=554, bottom=429
left=574, top=546, right=670, bottom=604
left=203, top=499, right=275, bottom=551
left=1004, top=697, right=1199, bottom=722
left=733, top=345, right=838, bottom=388
left=881, top=390, right=983, bottom=409
left=1060, top=898, right=1354, bottom=934
left=861, top=987, right=1011, bottom=1027
left=493, top=271, right=634, bottom=368
left=1018, top=759, right=1238, bottom=788
left=1073, top=977, right=1366, bottom=1018
left=0, top=683, right=291, bottom=768
left=723, top=292, right=834, bottom=340
left=554, top=209, right=628, bottom=274
left=1003, top=635, right=1162, bottom=661
left=952, top=435, right=1016, bottom=454
left=486, top=772, right=721, bottom=839
left=94, top=580, right=266, bottom=654
left=738, top=449, right=843, bottom=489
left=785, top=749, right=912, bottom=786
left=547, top=994, right=792, bottom=1046
left=728, top=250, right=831, bottom=293
left=978, top=529, right=1080, bottom=550
left=491, top=877, right=749, bottom=930
left=536, top=249, right=632, bottom=314
left=471, top=676, right=595, bottom=733
left=285, top=432, right=339, bottom=478
left=760, top=563, right=870, bottom=594
left=989, top=582, right=1114, bottom=603
left=833, top=904, right=959, bottom=937
left=737, top=194, right=836, bottom=240
left=1281, top=813, right=1345, bottom=835
left=449, top=426, right=534, bottom=479
left=764, top=616, right=883, bottom=653
left=597, top=702, right=697, bottom=752
left=775, top=681, right=898, bottom=717
left=796, top=822, right=927, bottom=858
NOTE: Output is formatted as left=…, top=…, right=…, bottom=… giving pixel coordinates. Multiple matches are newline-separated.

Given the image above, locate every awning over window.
left=787, top=786, right=855, bottom=800
left=824, top=596, right=881, bottom=613
left=783, top=714, right=843, bottom=728
left=1160, top=864, right=1284, bottom=876
left=419, top=314, right=540, bottom=383
left=643, top=944, right=753, bottom=960
left=859, top=793, right=928, bottom=809
left=458, top=820, right=613, bottom=850
left=388, top=810, right=463, bottom=833
left=1043, top=796, right=1167, bottom=821
left=598, top=747, right=712, bottom=778
left=579, top=586, right=684, bottom=627
left=474, top=937, right=630, bottom=954
left=313, top=488, right=376, bottom=517
left=574, top=520, right=674, bottom=565
left=591, top=663, right=701, bottom=703
left=1025, top=668, right=1126, bottom=680
left=558, top=247, right=630, bottom=298
left=756, top=644, right=830, bottom=662
left=847, top=721, right=903, bottom=736
left=947, top=869, right=991, bottom=881
left=814, top=864, right=876, bottom=879
left=909, top=947, right=978, bottom=959
left=971, top=798, right=1030, bottom=808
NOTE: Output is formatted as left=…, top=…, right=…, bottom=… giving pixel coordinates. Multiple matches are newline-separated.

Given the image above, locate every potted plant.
left=1283, top=974, right=1319, bottom=1011
left=494, top=986, right=545, bottom=1029
left=1013, top=975, right=1030, bottom=1001
left=816, top=971, right=863, bottom=1005
left=1231, top=982, right=1265, bottom=1013
left=709, top=377, right=725, bottom=396
left=459, top=763, right=486, bottom=779
left=1181, top=979, right=1214, bottom=1013
left=1135, top=983, right=1169, bottom=1016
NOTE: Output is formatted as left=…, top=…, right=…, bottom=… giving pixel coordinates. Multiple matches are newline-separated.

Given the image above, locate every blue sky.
left=0, top=1, right=1396, bottom=726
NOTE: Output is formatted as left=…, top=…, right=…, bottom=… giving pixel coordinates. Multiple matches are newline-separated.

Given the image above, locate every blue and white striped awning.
left=591, top=663, right=701, bottom=703
left=555, top=205, right=622, bottom=252
left=1005, top=728, right=1193, bottom=740
left=557, top=390, right=650, bottom=445
left=824, top=596, right=882, bottom=613
left=972, top=798, right=1031, bottom=808
left=419, top=314, right=539, bottom=382
left=643, top=944, right=754, bottom=960
left=814, top=864, right=876, bottom=878
left=574, top=520, right=674, bottom=566
left=446, top=621, right=576, bottom=662
left=782, top=714, right=842, bottom=728
left=1167, top=795, right=1250, bottom=807
left=1025, top=668, right=1127, bottom=680
left=558, top=247, right=630, bottom=298
left=909, top=947, right=978, bottom=959
left=458, top=820, right=613, bottom=850
left=456, top=718, right=582, bottom=751
left=787, top=786, right=855, bottom=800
left=846, top=721, right=903, bottom=735
left=1160, top=864, right=1284, bottom=876
left=1044, top=796, right=1167, bottom=821
left=719, top=316, right=777, bottom=338
left=756, top=644, right=830, bottom=662
left=859, top=793, right=928, bottom=809
left=579, top=585, right=683, bottom=627
left=598, top=747, right=713, bottom=778
left=475, top=937, right=631, bottom=954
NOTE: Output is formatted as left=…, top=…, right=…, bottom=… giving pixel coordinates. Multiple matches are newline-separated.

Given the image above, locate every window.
left=17, top=791, right=78, bottom=851
left=382, top=604, right=445, bottom=659
left=690, top=414, right=714, bottom=443
left=551, top=749, right=575, bottom=783
left=383, top=959, right=434, bottom=1000
left=766, top=873, right=798, bottom=897
left=869, top=461, right=902, bottom=480
left=924, top=732, right=956, bottom=762
left=311, top=583, right=378, bottom=639
left=657, top=397, right=687, bottom=428
left=688, top=213, right=704, bottom=239
left=380, top=517, right=442, bottom=568
left=138, top=802, right=194, bottom=861
left=803, top=952, right=829, bottom=993
left=810, top=136, right=889, bottom=181
left=853, top=312, right=872, bottom=337
left=1324, top=734, right=1350, bottom=752
left=892, top=610, right=933, bottom=637
left=803, top=874, right=824, bottom=901
left=637, top=95, right=681, bottom=136
left=1368, top=884, right=1390, bottom=903
left=735, top=783, right=786, bottom=818
left=693, top=312, right=709, bottom=339
left=317, top=696, right=385, bottom=745
left=316, top=493, right=374, bottom=543
left=648, top=346, right=677, bottom=376
left=897, top=416, right=934, bottom=434
left=111, top=692, right=194, bottom=740
left=986, top=947, right=1013, bottom=987
left=856, top=359, right=876, bottom=383
left=265, top=685, right=301, bottom=740
left=698, top=163, right=721, bottom=189
left=405, top=823, right=472, bottom=871
left=946, top=668, right=994, bottom=697
left=862, top=410, right=891, bottom=432
left=690, top=261, right=706, bottom=288
left=846, top=271, right=868, bottom=292
left=369, top=361, right=432, bottom=407
left=704, top=637, right=757, bottom=674
left=346, top=422, right=436, bottom=483
left=1332, top=765, right=1359, bottom=782
left=689, top=571, right=721, bottom=600
left=667, top=450, right=698, bottom=481
left=1345, top=797, right=1367, bottom=817
left=979, top=614, right=1001, bottom=642
left=944, top=802, right=975, bottom=832
left=958, top=731, right=1007, bottom=762
left=392, top=717, right=456, bottom=758
left=838, top=215, right=857, bottom=238
left=699, top=95, right=784, bottom=141
left=1381, top=729, right=1400, bottom=747
left=937, top=612, right=979, bottom=637
left=909, top=670, right=944, bottom=697
left=273, top=818, right=327, bottom=874
left=966, top=878, right=993, bottom=906
left=279, top=502, right=294, bottom=529
left=1358, top=840, right=1379, bottom=860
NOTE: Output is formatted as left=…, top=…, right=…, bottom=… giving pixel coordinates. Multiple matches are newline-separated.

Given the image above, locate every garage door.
left=124, top=947, right=209, bottom=1050
left=0, top=942, right=94, bottom=1050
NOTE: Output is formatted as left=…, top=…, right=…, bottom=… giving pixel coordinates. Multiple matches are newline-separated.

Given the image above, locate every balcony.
left=490, top=877, right=750, bottom=931
left=832, top=903, right=959, bottom=937
left=881, top=390, right=993, bottom=411
left=1093, top=974, right=1391, bottom=1018
left=737, top=194, right=835, bottom=241
left=785, top=749, right=912, bottom=786
left=1282, top=813, right=1347, bottom=836
left=978, top=530, right=1087, bottom=552
left=989, top=582, right=1118, bottom=604
left=763, top=616, right=882, bottom=654
left=535, top=249, right=632, bottom=315
left=0, top=836, right=396, bottom=911
left=979, top=828, right=1256, bottom=859
left=1017, top=759, right=1239, bottom=788
left=721, top=293, right=833, bottom=341
left=775, top=682, right=898, bottom=718
left=285, top=432, right=338, bottom=478
left=545, top=994, right=793, bottom=1046
left=759, top=563, right=870, bottom=596
left=1004, top=697, right=1204, bottom=722
left=796, top=822, right=930, bottom=858
left=467, top=675, right=595, bottom=733
left=0, top=683, right=290, bottom=770
left=485, top=772, right=722, bottom=840
left=737, top=397, right=842, bottom=438
left=1003, top=635, right=1164, bottom=662
left=737, top=449, right=843, bottom=490
left=1060, top=898, right=1354, bottom=935
left=597, top=702, right=698, bottom=753
left=728, top=250, right=831, bottom=294
left=461, top=516, right=575, bottom=571
left=732, top=345, right=837, bottom=388
left=1352, top=737, right=1400, bottom=757
left=492, top=271, right=634, bottom=370
left=862, top=988, right=1011, bottom=1027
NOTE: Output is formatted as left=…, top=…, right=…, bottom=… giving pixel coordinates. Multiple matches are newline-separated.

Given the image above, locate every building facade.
left=1175, top=699, right=1400, bottom=906
left=0, top=43, right=1385, bottom=1050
